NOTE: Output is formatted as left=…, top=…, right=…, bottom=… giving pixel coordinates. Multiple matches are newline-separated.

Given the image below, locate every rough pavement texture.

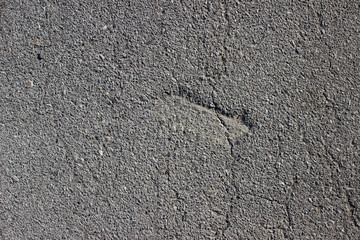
left=1, top=0, right=359, bottom=239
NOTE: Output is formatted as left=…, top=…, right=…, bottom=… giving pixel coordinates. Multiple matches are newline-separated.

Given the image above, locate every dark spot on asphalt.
left=241, top=109, right=254, bottom=129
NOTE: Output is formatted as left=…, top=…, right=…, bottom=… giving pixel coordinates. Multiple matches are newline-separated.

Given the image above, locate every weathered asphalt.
left=1, top=1, right=359, bottom=239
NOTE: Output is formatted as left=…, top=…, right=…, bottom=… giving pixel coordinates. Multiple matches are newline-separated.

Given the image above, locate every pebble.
left=12, top=175, right=19, bottom=182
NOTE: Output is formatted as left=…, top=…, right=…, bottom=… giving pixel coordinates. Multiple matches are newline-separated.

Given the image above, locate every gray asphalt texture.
left=1, top=0, right=360, bottom=239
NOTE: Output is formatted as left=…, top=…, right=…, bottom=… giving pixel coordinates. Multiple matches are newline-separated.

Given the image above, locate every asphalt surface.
left=1, top=0, right=359, bottom=239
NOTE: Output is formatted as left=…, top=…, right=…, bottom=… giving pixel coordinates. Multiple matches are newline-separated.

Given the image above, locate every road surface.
left=1, top=0, right=359, bottom=239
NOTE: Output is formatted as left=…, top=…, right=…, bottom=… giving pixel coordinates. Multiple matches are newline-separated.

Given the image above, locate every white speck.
left=102, top=25, right=108, bottom=30
left=12, top=176, right=19, bottom=182
left=99, top=150, right=103, bottom=156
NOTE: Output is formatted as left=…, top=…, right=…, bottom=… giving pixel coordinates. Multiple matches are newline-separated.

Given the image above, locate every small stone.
left=33, top=39, right=40, bottom=46
left=12, top=175, right=19, bottom=182
left=99, top=150, right=103, bottom=156
left=104, top=136, right=111, bottom=142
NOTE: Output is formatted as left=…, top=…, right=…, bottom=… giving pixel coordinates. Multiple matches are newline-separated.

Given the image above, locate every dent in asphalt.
left=153, top=95, right=248, bottom=149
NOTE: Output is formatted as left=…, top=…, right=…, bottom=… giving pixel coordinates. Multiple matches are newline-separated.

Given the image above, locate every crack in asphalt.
left=215, top=112, right=236, bottom=236
left=346, top=190, right=360, bottom=230
left=161, top=90, right=248, bottom=236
